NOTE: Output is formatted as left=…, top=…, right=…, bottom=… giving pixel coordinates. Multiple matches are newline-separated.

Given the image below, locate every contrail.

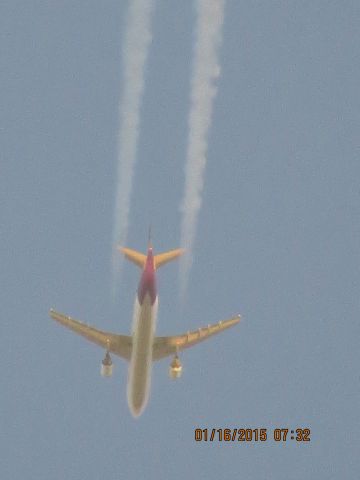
left=179, top=0, right=225, bottom=297
left=112, top=0, right=155, bottom=293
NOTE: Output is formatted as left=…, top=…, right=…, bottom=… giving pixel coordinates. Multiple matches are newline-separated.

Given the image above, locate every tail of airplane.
left=154, top=248, right=185, bottom=268
left=119, top=246, right=184, bottom=270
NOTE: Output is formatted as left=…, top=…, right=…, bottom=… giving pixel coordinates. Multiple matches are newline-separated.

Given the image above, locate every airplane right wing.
left=49, top=309, right=132, bottom=361
left=152, top=315, right=241, bottom=361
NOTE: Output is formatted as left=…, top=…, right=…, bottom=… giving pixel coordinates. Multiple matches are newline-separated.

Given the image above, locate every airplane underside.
left=49, top=239, right=240, bottom=417
left=127, top=295, right=158, bottom=417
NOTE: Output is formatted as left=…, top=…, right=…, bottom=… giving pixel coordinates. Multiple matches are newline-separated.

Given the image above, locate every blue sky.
left=1, top=1, right=359, bottom=479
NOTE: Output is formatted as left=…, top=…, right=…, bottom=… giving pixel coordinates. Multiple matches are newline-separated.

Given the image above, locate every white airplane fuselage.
left=127, top=295, right=158, bottom=416
left=127, top=247, right=158, bottom=417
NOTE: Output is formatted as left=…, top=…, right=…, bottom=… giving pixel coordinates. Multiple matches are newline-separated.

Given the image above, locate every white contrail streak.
left=179, top=0, right=225, bottom=297
left=112, top=0, right=155, bottom=292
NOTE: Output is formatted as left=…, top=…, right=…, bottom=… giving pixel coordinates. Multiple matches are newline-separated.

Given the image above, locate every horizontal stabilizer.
left=119, top=246, right=184, bottom=269
left=155, top=249, right=185, bottom=269
left=119, top=247, right=147, bottom=268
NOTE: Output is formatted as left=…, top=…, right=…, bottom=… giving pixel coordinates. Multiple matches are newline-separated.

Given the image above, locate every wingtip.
left=174, top=247, right=186, bottom=258
left=117, top=246, right=132, bottom=257
left=230, top=314, right=241, bottom=325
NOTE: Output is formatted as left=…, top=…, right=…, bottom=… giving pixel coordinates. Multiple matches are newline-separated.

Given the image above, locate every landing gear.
left=169, top=353, right=182, bottom=379
left=101, top=351, right=113, bottom=377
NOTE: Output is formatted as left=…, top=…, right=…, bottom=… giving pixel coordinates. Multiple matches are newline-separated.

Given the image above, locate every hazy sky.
left=1, top=1, right=359, bottom=479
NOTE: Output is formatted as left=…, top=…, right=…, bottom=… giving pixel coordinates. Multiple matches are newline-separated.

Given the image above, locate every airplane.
left=49, top=238, right=241, bottom=417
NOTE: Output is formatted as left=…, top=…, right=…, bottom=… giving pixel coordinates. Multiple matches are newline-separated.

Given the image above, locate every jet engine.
left=101, top=351, right=113, bottom=377
left=169, top=354, right=182, bottom=379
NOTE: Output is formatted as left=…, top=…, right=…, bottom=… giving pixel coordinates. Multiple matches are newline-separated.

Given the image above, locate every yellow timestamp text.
left=194, top=428, right=311, bottom=442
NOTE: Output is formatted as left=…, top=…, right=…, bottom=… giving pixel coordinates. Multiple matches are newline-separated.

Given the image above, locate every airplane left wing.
left=152, top=314, right=241, bottom=361
left=49, top=309, right=132, bottom=360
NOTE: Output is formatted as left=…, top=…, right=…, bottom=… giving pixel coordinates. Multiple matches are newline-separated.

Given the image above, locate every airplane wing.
left=49, top=309, right=132, bottom=361
left=152, top=315, right=241, bottom=361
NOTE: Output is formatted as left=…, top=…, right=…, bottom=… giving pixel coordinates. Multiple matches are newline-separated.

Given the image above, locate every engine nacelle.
left=169, top=355, right=182, bottom=379
left=101, top=351, right=113, bottom=377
